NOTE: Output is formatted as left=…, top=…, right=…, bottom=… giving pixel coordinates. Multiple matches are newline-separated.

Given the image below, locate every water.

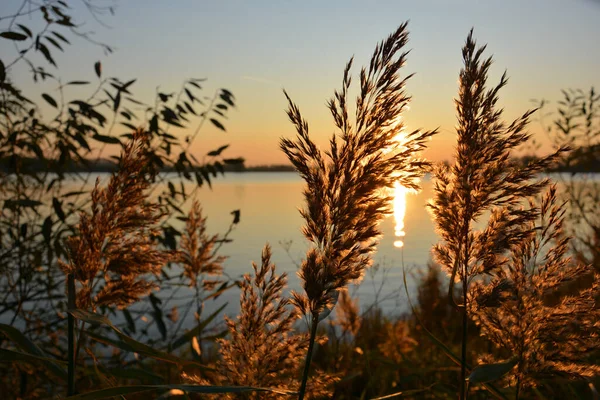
left=175, top=171, right=438, bottom=322
left=32, top=171, right=597, bottom=334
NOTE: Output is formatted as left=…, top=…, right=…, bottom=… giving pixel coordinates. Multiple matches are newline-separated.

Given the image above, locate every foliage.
left=184, top=244, right=338, bottom=399
left=470, top=185, right=600, bottom=392
left=1, top=1, right=241, bottom=397
left=537, top=87, right=600, bottom=272
left=0, top=7, right=598, bottom=400
left=428, top=29, right=567, bottom=400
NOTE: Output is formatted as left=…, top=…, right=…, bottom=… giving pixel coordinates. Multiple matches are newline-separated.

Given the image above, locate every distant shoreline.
left=2, top=158, right=599, bottom=174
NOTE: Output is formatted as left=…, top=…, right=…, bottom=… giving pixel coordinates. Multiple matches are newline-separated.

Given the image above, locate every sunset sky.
left=4, top=0, right=600, bottom=165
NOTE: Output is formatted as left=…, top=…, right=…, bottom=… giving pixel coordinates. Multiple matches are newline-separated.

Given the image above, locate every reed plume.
left=470, top=186, right=600, bottom=394
left=281, top=21, right=435, bottom=399
left=178, top=199, right=226, bottom=290
left=60, top=129, right=171, bottom=310
left=428, top=30, right=566, bottom=398
left=184, top=244, right=337, bottom=399
left=335, top=289, right=361, bottom=337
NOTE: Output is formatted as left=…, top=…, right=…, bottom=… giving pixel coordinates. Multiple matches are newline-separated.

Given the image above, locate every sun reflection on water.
left=393, top=181, right=408, bottom=248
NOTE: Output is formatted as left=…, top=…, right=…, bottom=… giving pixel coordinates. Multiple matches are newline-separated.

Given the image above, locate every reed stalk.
left=298, top=313, right=319, bottom=400
left=67, top=273, right=76, bottom=396
left=281, top=21, right=435, bottom=396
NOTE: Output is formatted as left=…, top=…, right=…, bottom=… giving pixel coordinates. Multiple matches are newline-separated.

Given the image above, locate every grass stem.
left=67, top=273, right=76, bottom=396
left=298, top=314, right=319, bottom=400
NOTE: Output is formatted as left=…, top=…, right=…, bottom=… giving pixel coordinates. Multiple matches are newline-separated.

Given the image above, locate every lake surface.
left=171, top=171, right=441, bottom=322
left=68, top=171, right=599, bottom=333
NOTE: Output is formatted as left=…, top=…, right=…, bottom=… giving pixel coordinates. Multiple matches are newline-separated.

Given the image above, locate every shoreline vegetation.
left=2, top=1, right=599, bottom=397
left=2, top=147, right=599, bottom=174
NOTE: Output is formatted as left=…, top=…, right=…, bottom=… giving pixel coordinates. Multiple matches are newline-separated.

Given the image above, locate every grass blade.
left=468, top=358, right=518, bottom=384
left=170, top=303, right=227, bottom=351
left=401, top=269, right=508, bottom=400
left=0, top=323, right=67, bottom=380
left=65, top=384, right=296, bottom=399
left=69, top=308, right=213, bottom=371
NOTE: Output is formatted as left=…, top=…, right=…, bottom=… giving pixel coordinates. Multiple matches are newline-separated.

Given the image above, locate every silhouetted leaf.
left=207, top=144, right=229, bottom=157
left=199, top=167, right=211, bottom=188
left=94, top=61, right=101, bottom=78
left=40, top=6, right=51, bottom=22
left=468, top=358, right=518, bottom=384
left=219, top=90, right=235, bottom=107
left=194, top=171, right=203, bottom=186
left=37, top=42, right=56, bottom=66
left=0, top=60, right=5, bottom=83
left=92, top=134, right=121, bottom=145
left=52, top=197, right=65, bottom=221
left=122, top=309, right=136, bottom=334
left=214, top=161, right=225, bottom=175
left=230, top=210, right=240, bottom=224
left=149, top=294, right=167, bottom=341
left=120, top=79, right=136, bottom=94
left=121, top=122, right=138, bottom=130
left=0, top=348, right=66, bottom=366
left=51, top=31, right=70, bottom=44
left=0, top=324, right=67, bottom=380
left=17, top=24, right=32, bottom=37
left=3, top=199, right=43, bottom=210
left=0, top=31, right=28, bottom=41
left=125, top=96, right=145, bottom=106
left=66, top=80, right=90, bottom=85
left=42, top=93, right=58, bottom=108
left=42, top=216, right=52, bottom=244
left=113, top=91, right=121, bottom=112
left=185, top=88, right=196, bottom=103
left=158, top=92, right=172, bottom=102
left=206, top=163, right=218, bottom=177
left=73, top=133, right=91, bottom=151
left=162, top=107, right=184, bottom=127
left=69, top=309, right=212, bottom=370
left=212, top=109, right=226, bottom=118
left=184, top=101, right=196, bottom=115
left=168, top=181, right=176, bottom=198
left=56, top=17, right=75, bottom=27
left=210, top=118, right=226, bottom=131
left=120, top=110, right=133, bottom=120
left=45, top=35, right=63, bottom=51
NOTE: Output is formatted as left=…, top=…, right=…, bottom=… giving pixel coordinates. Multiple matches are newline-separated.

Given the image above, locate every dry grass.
left=428, top=29, right=593, bottom=398
left=3, top=21, right=600, bottom=400
left=60, top=129, right=172, bottom=310
left=281, top=20, right=435, bottom=321
left=335, top=289, right=361, bottom=337
left=178, top=199, right=226, bottom=290
left=470, top=185, right=600, bottom=390
left=184, top=244, right=338, bottom=399
left=281, top=22, right=435, bottom=398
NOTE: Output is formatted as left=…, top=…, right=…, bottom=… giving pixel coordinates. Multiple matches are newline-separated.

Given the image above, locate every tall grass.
left=281, top=22, right=435, bottom=399
left=428, top=29, right=570, bottom=399
left=1, top=21, right=599, bottom=400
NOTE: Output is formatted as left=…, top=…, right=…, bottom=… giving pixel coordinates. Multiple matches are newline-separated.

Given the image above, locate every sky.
left=3, top=0, right=600, bottom=165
